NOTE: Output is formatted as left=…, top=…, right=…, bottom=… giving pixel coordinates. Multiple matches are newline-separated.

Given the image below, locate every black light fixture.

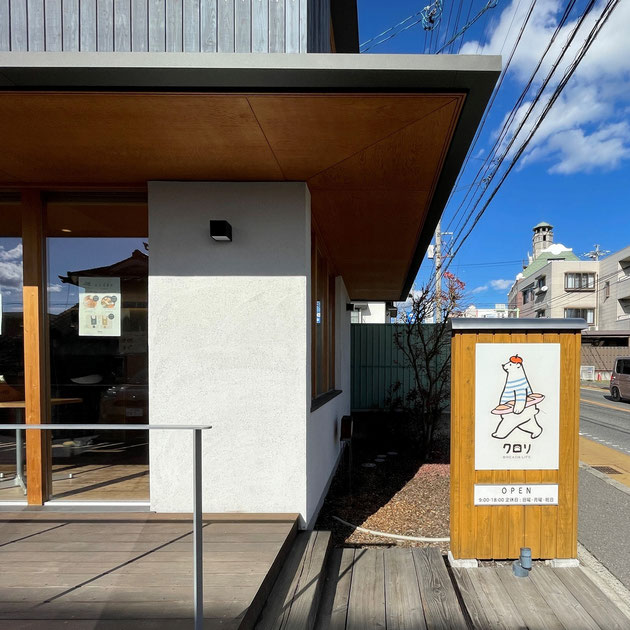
left=209, top=220, right=232, bottom=242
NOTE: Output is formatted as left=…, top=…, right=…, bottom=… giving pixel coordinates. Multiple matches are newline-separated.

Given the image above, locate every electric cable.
left=444, top=0, right=538, bottom=234
left=446, top=0, right=581, bottom=239
left=443, top=0, right=621, bottom=289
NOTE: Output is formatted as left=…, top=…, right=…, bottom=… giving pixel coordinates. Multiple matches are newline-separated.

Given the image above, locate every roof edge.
left=449, top=317, right=588, bottom=331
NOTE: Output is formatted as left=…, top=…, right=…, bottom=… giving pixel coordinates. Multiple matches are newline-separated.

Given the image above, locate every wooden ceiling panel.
left=0, top=90, right=465, bottom=298
left=249, top=95, right=458, bottom=180
left=307, top=98, right=462, bottom=192
left=0, top=93, right=284, bottom=184
left=310, top=189, right=430, bottom=300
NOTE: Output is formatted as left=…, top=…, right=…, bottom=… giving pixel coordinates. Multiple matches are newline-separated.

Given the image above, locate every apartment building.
left=508, top=223, right=599, bottom=326
left=598, top=244, right=630, bottom=330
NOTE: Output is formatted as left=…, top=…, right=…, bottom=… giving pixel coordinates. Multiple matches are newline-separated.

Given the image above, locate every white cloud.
left=490, top=278, right=514, bottom=290
left=47, top=284, right=64, bottom=293
left=471, top=285, right=489, bottom=294
left=461, top=0, right=630, bottom=174
left=0, top=262, right=22, bottom=289
left=0, top=244, right=22, bottom=262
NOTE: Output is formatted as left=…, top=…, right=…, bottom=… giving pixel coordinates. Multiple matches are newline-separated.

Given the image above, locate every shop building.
left=0, top=2, right=499, bottom=525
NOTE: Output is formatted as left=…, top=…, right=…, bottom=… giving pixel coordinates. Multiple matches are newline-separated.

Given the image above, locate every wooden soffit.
left=0, top=91, right=464, bottom=300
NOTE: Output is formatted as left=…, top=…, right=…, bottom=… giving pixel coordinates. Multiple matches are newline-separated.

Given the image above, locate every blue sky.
left=358, top=0, right=630, bottom=308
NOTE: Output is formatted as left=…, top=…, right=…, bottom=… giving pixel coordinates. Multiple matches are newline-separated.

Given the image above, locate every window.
left=536, top=276, right=546, bottom=290
left=350, top=310, right=360, bottom=324
left=536, top=310, right=546, bottom=318
left=311, top=228, right=336, bottom=398
left=565, top=308, right=594, bottom=324
left=565, top=273, right=595, bottom=291
left=604, top=281, right=610, bottom=298
left=616, top=359, right=630, bottom=375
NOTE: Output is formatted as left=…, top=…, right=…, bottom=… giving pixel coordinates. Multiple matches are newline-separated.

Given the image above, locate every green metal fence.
left=350, top=323, right=449, bottom=411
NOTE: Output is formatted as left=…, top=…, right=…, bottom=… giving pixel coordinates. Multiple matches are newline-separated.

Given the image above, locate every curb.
left=577, top=542, right=630, bottom=621
left=579, top=461, right=630, bottom=496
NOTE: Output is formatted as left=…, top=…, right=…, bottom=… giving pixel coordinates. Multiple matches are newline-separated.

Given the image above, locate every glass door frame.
left=12, top=189, right=148, bottom=505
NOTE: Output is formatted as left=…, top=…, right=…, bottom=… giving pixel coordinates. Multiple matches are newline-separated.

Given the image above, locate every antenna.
left=582, top=244, right=610, bottom=261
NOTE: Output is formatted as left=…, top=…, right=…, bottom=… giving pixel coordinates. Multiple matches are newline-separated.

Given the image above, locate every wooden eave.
left=0, top=54, right=501, bottom=300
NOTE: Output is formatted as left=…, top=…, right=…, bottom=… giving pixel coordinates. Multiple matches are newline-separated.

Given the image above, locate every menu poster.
left=79, top=277, right=121, bottom=337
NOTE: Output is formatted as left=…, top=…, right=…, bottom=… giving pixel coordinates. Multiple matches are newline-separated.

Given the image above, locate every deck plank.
left=451, top=568, right=495, bottom=629
left=528, top=566, right=600, bottom=630
left=255, top=532, right=310, bottom=630
left=412, top=547, right=467, bottom=630
left=346, top=548, right=386, bottom=630
left=554, top=567, right=630, bottom=630
left=282, top=530, right=331, bottom=629
left=314, top=547, right=354, bottom=630
left=456, top=568, right=526, bottom=630
left=494, top=567, right=564, bottom=630
left=384, top=548, right=427, bottom=630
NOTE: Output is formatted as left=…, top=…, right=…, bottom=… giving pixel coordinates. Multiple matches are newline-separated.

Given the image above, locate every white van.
left=610, top=357, right=630, bottom=402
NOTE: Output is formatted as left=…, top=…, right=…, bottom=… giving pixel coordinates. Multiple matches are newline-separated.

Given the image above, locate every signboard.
left=475, top=343, right=560, bottom=470
left=79, top=277, right=121, bottom=337
left=474, top=484, right=558, bottom=505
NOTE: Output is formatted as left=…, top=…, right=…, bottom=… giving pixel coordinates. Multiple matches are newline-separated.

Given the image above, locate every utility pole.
left=435, top=220, right=442, bottom=323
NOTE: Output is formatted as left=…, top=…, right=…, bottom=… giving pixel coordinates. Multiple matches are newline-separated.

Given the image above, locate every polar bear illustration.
left=491, top=355, right=544, bottom=440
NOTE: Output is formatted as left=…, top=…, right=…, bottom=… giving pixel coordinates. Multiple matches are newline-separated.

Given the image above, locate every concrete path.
left=579, top=466, right=630, bottom=590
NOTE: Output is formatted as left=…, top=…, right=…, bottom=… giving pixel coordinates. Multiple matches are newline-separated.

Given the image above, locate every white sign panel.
left=79, top=277, right=121, bottom=337
left=474, top=484, right=558, bottom=505
left=475, top=343, right=560, bottom=470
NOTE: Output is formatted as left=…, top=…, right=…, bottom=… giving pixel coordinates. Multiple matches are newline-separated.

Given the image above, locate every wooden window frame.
left=311, top=224, right=336, bottom=400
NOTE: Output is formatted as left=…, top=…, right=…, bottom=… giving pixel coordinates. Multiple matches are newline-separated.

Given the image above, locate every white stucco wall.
left=306, top=277, right=351, bottom=525
left=148, top=182, right=311, bottom=517
left=361, top=302, right=388, bottom=323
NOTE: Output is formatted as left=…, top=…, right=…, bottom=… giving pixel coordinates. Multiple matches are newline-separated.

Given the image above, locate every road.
left=578, top=386, right=630, bottom=590
left=579, top=386, right=630, bottom=455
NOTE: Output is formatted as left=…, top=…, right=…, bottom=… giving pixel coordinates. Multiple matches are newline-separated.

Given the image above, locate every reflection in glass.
left=0, top=237, right=25, bottom=500
left=48, top=238, right=148, bottom=501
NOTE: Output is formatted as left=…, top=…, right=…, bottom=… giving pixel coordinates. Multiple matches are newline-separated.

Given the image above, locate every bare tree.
left=390, top=272, right=465, bottom=458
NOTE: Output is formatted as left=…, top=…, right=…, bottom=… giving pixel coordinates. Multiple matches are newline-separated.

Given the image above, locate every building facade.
left=0, top=2, right=500, bottom=524
left=508, top=223, right=599, bottom=327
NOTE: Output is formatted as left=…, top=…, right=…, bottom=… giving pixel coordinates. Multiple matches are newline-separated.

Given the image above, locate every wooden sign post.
left=449, top=318, right=587, bottom=561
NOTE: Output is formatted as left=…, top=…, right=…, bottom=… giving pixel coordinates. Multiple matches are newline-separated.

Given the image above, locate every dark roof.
left=59, top=249, right=148, bottom=286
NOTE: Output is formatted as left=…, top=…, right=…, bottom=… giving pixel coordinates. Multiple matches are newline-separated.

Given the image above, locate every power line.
left=446, top=0, right=581, bottom=238
left=429, top=0, right=620, bottom=302
left=435, top=0, right=500, bottom=54
left=444, top=0, right=538, bottom=234
left=359, top=9, right=425, bottom=50
left=445, top=0, right=593, bottom=253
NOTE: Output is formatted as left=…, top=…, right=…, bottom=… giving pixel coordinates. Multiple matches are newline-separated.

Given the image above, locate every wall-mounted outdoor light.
left=209, top=220, right=232, bottom=242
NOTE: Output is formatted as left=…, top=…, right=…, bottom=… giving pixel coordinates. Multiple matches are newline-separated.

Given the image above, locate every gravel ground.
left=315, top=412, right=451, bottom=553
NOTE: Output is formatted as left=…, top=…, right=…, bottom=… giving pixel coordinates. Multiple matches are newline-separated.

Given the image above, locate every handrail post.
left=193, top=428, right=203, bottom=630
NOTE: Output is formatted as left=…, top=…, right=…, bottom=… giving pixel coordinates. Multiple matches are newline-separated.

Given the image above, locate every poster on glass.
left=78, top=277, right=121, bottom=337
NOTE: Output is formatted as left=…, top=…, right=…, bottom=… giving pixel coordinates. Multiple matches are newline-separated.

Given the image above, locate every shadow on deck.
left=0, top=511, right=299, bottom=629
left=254, top=535, right=630, bottom=630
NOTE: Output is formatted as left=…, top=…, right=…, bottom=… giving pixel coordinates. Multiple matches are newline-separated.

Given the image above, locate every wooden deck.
left=2, top=518, right=629, bottom=630
left=0, top=512, right=298, bottom=629
left=314, top=547, right=630, bottom=630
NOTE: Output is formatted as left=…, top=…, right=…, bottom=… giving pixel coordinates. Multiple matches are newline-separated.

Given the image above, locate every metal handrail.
left=0, top=423, right=211, bottom=630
